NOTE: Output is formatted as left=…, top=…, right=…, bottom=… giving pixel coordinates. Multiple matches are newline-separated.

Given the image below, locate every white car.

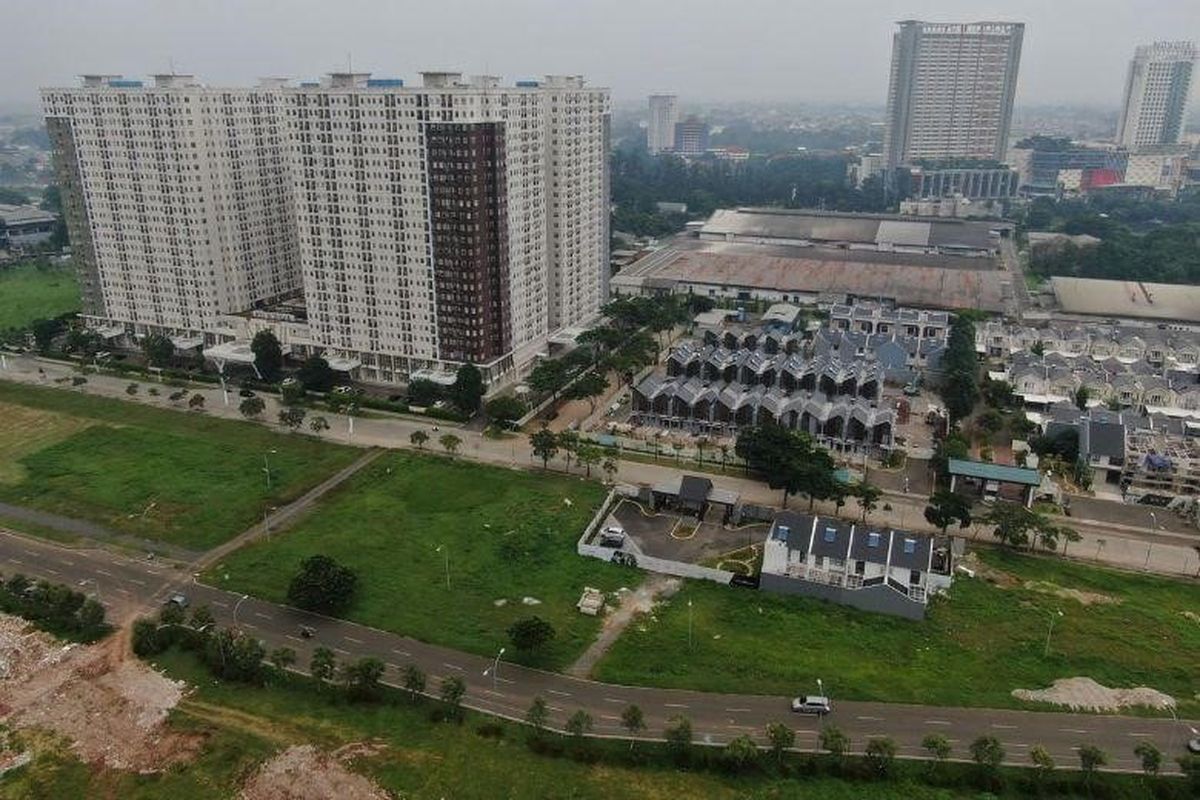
left=790, top=695, right=831, bottom=716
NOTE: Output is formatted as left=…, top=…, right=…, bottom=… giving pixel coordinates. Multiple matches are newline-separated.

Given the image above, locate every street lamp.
left=817, top=677, right=825, bottom=698
left=1043, top=609, right=1064, bottom=657
left=263, top=449, right=278, bottom=491
left=435, top=545, right=450, bottom=589
left=262, top=506, right=277, bottom=540
left=687, top=599, right=694, bottom=651
left=482, top=646, right=506, bottom=691
left=232, top=593, right=250, bottom=627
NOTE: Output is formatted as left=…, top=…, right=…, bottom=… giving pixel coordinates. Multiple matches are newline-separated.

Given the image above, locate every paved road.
left=1, top=530, right=1194, bottom=774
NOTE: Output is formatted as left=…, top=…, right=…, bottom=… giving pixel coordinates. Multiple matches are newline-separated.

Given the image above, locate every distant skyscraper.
left=883, top=20, right=1024, bottom=169
left=1116, top=41, right=1197, bottom=149
left=647, top=94, right=679, bottom=155
left=673, top=116, right=709, bottom=156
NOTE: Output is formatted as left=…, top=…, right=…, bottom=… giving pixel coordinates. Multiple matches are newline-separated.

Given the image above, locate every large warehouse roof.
left=1051, top=277, right=1200, bottom=323
left=700, top=207, right=1010, bottom=254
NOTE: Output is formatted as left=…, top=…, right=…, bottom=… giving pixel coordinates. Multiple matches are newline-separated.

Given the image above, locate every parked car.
left=165, top=593, right=189, bottom=609
left=790, top=695, right=831, bottom=716
left=598, top=525, right=626, bottom=547
left=239, top=388, right=256, bottom=398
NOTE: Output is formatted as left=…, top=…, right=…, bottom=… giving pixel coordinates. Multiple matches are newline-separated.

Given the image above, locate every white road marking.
left=726, top=707, right=752, bottom=713
left=443, top=662, right=464, bottom=672
left=599, top=714, right=620, bottom=721
left=128, top=578, right=146, bottom=586
left=990, top=724, right=1017, bottom=730
left=924, top=720, right=952, bottom=726
left=254, top=612, right=273, bottom=620
left=547, top=689, right=572, bottom=697
left=482, top=689, right=505, bottom=698
left=548, top=705, right=564, bottom=712
left=9, top=558, right=23, bottom=565
left=344, top=635, right=364, bottom=644
left=45, top=568, right=60, bottom=576
left=285, top=635, right=303, bottom=643
left=603, top=697, right=624, bottom=704
left=1127, top=732, right=1152, bottom=737
left=857, top=715, right=884, bottom=721
left=333, top=647, right=351, bottom=655
left=95, top=569, right=113, bottom=577
left=116, top=588, right=131, bottom=595
left=60, top=559, right=75, bottom=567
left=211, top=600, right=229, bottom=608
left=392, top=648, right=411, bottom=657
left=728, top=724, right=757, bottom=731
left=664, top=703, right=689, bottom=709
left=1059, top=728, right=1089, bottom=735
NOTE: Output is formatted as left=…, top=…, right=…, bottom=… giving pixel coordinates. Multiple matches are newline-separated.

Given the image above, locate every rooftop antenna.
left=168, top=56, right=176, bottom=75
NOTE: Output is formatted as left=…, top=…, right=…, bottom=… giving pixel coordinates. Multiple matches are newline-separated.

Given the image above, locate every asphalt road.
left=2, top=530, right=1194, bottom=774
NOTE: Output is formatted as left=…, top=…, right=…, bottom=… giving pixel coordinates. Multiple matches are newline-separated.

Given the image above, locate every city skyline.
left=4, top=1, right=1200, bottom=112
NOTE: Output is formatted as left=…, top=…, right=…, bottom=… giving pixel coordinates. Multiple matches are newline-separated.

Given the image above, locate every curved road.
left=1, top=530, right=1193, bottom=774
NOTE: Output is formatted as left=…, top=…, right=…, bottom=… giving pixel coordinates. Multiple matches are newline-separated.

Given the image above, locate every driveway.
left=609, top=500, right=763, bottom=565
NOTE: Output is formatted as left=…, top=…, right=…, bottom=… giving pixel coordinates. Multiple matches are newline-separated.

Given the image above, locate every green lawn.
left=209, top=451, right=636, bottom=669
left=0, top=261, right=79, bottom=331
left=0, top=381, right=357, bottom=550
left=595, top=547, right=1200, bottom=716
left=1, top=647, right=993, bottom=799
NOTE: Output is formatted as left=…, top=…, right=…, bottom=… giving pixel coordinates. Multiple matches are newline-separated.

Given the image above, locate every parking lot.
left=605, top=499, right=765, bottom=566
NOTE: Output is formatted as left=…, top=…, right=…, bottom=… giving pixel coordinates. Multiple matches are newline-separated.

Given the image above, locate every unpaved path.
left=567, top=573, right=679, bottom=678
left=240, top=744, right=390, bottom=800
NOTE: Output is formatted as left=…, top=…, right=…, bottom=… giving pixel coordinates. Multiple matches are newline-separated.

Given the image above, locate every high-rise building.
left=883, top=21, right=1025, bottom=169
left=42, top=71, right=611, bottom=385
left=672, top=116, right=709, bottom=156
left=1116, top=41, right=1197, bottom=149
left=647, top=94, right=679, bottom=155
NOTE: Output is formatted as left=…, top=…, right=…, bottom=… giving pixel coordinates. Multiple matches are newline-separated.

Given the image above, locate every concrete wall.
left=759, top=573, right=927, bottom=620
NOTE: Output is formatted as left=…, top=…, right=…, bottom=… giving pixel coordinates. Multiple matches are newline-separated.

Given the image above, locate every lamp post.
left=232, top=593, right=250, bottom=628
left=687, top=599, right=694, bottom=651
left=435, top=545, right=450, bottom=589
left=263, top=449, right=277, bottom=491
left=1043, top=609, right=1064, bottom=657
left=817, top=677, right=824, bottom=698
left=482, top=646, right=506, bottom=691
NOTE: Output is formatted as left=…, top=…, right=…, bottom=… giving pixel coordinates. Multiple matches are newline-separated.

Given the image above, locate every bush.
left=0, top=573, right=109, bottom=641
left=286, top=554, right=358, bottom=614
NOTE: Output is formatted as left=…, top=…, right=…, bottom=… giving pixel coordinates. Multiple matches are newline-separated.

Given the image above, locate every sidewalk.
left=3, top=353, right=1197, bottom=580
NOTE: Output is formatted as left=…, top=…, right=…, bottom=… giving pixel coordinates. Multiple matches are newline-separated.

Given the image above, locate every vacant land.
left=0, top=382, right=357, bottom=550
left=0, top=648, right=988, bottom=799
left=595, top=547, right=1200, bottom=716
left=0, top=261, right=79, bottom=332
left=211, top=452, right=635, bottom=669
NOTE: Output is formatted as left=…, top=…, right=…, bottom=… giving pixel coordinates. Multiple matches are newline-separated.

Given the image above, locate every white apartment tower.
left=1116, top=41, right=1197, bottom=150
left=42, top=71, right=611, bottom=384
left=883, top=21, right=1025, bottom=169
left=647, top=94, right=679, bottom=155
left=42, top=74, right=301, bottom=333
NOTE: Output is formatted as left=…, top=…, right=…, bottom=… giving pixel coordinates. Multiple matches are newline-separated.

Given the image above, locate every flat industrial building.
left=1051, top=277, right=1200, bottom=323
left=613, top=238, right=1009, bottom=312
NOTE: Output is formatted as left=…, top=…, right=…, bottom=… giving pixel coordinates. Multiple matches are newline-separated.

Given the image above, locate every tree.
left=308, top=415, right=330, bottom=434
left=724, top=734, right=759, bottom=772
left=969, top=735, right=1005, bottom=776
left=924, top=490, right=972, bottom=535
left=853, top=480, right=882, bottom=522
left=766, top=722, right=795, bottom=765
left=250, top=330, right=283, bottom=381
left=64, top=328, right=102, bottom=356
left=1073, top=385, right=1090, bottom=411
left=280, top=379, right=306, bottom=405
left=240, top=396, right=266, bottom=419
left=126, top=382, right=139, bottom=395
left=939, top=316, right=980, bottom=422
left=507, top=616, right=556, bottom=652
left=575, top=443, right=602, bottom=477
left=566, top=709, right=593, bottom=739
left=410, top=429, right=429, bottom=449
left=401, top=663, right=426, bottom=703
left=310, top=647, right=336, bottom=683
left=269, top=647, right=297, bottom=672
left=982, top=503, right=1041, bottom=549
left=278, top=406, right=307, bottom=431
left=78, top=598, right=106, bottom=634
left=297, top=356, right=335, bottom=392
left=140, top=333, right=174, bottom=367
left=286, top=554, right=358, bottom=613
left=342, top=656, right=386, bottom=702
left=621, top=704, right=646, bottom=749
left=1133, top=740, right=1162, bottom=776
left=921, top=732, right=952, bottom=766
left=557, top=429, right=580, bottom=470
left=203, top=628, right=265, bottom=683
left=865, top=737, right=897, bottom=779
left=819, top=725, right=849, bottom=762
left=449, top=363, right=485, bottom=414
left=30, top=318, right=64, bottom=352
left=1078, top=744, right=1107, bottom=785
left=1030, top=744, right=1055, bottom=784
left=485, top=395, right=526, bottom=428
left=407, top=379, right=442, bottom=407
left=566, top=372, right=609, bottom=413
left=529, top=427, right=559, bottom=469
left=527, top=358, right=569, bottom=398
left=664, top=715, right=693, bottom=761
left=602, top=456, right=618, bottom=484
left=440, top=675, right=466, bottom=721
left=526, top=695, right=549, bottom=737
left=190, top=605, right=215, bottom=631
left=438, top=433, right=461, bottom=455
left=188, top=393, right=206, bottom=411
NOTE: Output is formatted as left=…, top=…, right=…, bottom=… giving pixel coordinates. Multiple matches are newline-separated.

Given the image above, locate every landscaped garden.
left=0, top=260, right=79, bottom=333
left=209, top=450, right=635, bottom=669
left=595, top=547, right=1200, bottom=717
left=0, top=381, right=357, bottom=550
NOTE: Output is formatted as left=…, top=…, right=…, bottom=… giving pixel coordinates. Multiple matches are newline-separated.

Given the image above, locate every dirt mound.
left=241, top=744, right=390, bottom=800
left=1013, top=677, right=1175, bottom=712
left=1022, top=580, right=1120, bottom=606
left=0, top=614, right=198, bottom=772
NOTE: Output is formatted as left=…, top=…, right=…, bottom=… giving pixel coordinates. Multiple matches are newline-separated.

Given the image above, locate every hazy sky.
left=4, top=0, right=1198, bottom=111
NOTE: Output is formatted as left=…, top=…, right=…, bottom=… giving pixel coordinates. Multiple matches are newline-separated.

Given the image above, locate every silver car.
left=790, top=695, right=831, bottom=716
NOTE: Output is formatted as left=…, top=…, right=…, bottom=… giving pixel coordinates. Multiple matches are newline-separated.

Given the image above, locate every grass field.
left=0, top=381, right=357, bottom=550
left=0, top=649, right=991, bottom=800
left=0, top=261, right=79, bottom=331
left=210, top=451, right=636, bottom=669
left=595, top=547, right=1200, bottom=716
